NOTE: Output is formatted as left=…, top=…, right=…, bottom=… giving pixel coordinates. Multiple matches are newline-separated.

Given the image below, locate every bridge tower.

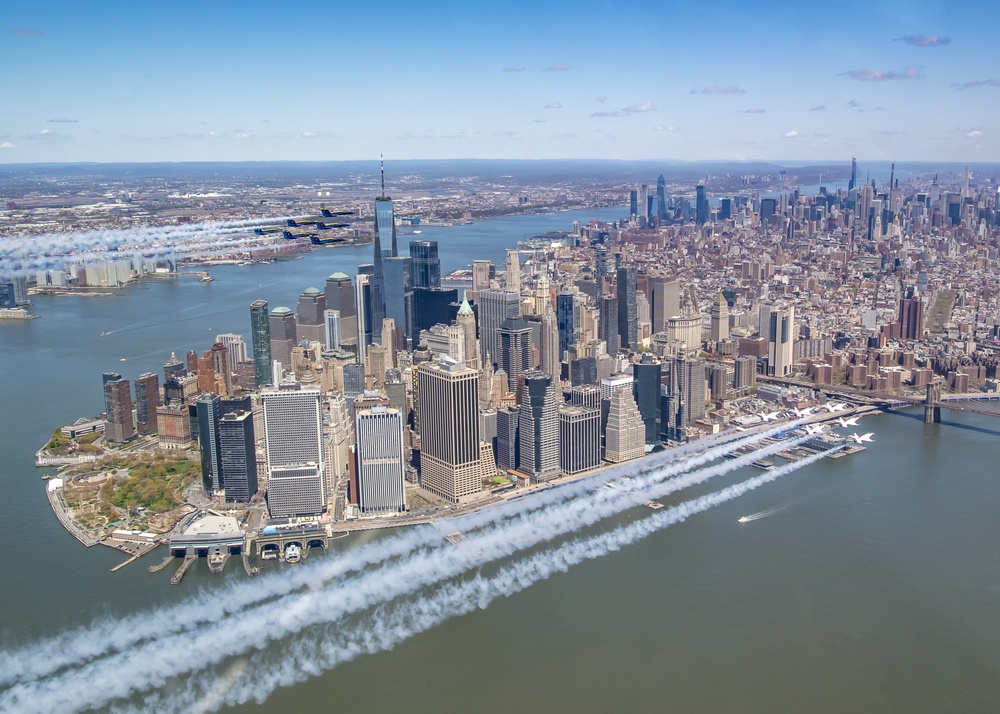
left=924, top=382, right=941, bottom=424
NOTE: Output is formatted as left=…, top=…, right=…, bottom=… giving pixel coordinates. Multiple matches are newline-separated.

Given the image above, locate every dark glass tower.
left=632, top=356, right=662, bottom=445
left=409, top=240, right=441, bottom=289
left=616, top=265, right=637, bottom=351
left=134, top=372, right=160, bottom=435
left=556, top=292, right=576, bottom=358
left=696, top=184, right=709, bottom=224
left=656, top=174, right=668, bottom=223
left=250, top=300, right=271, bottom=387
left=196, top=393, right=222, bottom=493
left=594, top=244, right=609, bottom=295
left=371, top=158, right=396, bottom=341
left=383, top=256, right=412, bottom=337
left=600, top=295, right=619, bottom=355
left=220, top=410, right=258, bottom=503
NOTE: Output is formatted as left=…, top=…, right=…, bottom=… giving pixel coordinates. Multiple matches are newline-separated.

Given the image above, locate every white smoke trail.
left=0, top=421, right=795, bottom=688
left=0, top=433, right=813, bottom=712
left=132, top=446, right=842, bottom=714
left=0, top=218, right=294, bottom=276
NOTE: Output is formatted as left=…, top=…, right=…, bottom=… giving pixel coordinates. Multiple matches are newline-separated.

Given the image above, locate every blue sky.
left=1, top=0, right=996, bottom=163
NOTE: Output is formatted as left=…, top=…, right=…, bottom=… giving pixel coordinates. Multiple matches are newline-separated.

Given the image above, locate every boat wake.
left=737, top=503, right=790, bottom=523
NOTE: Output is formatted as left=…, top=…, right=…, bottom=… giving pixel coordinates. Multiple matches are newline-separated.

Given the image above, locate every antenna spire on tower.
left=380, top=153, right=385, bottom=195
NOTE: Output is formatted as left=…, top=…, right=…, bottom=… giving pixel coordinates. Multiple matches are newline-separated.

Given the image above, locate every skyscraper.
left=322, top=309, right=340, bottom=352
left=495, top=406, right=519, bottom=472
left=518, top=372, right=560, bottom=482
left=556, top=291, right=577, bottom=359
left=656, top=174, right=669, bottom=223
left=765, top=303, right=795, bottom=377
left=477, top=288, right=521, bottom=368
left=370, top=159, right=396, bottom=340
left=471, top=259, right=493, bottom=299
left=558, top=405, right=601, bottom=475
left=616, top=264, right=638, bottom=351
left=324, top=272, right=357, bottom=341
left=134, top=372, right=160, bottom=435
left=632, top=355, right=661, bottom=445
left=538, top=308, right=560, bottom=385
left=261, top=386, right=326, bottom=517
left=455, top=294, right=479, bottom=370
left=600, top=295, right=620, bottom=355
left=103, top=372, right=134, bottom=443
left=250, top=300, right=272, bottom=388
left=647, top=276, right=680, bottom=334
left=417, top=356, right=483, bottom=503
left=219, top=410, right=258, bottom=503
left=897, top=296, right=924, bottom=340
left=196, top=393, right=222, bottom=493
left=409, top=240, right=441, bottom=289
left=269, top=306, right=296, bottom=373
left=505, top=249, right=521, bottom=294
left=214, top=333, right=248, bottom=374
left=696, top=183, right=709, bottom=225
left=710, top=293, right=730, bottom=343
left=295, top=287, right=327, bottom=344
left=497, top=318, right=533, bottom=393
left=594, top=245, right=609, bottom=294
left=261, top=386, right=324, bottom=475
left=354, top=406, right=406, bottom=513
left=603, top=387, right=645, bottom=463
left=383, top=255, right=412, bottom=339
left=355, top=271, right=372, bottom=359
left=661, top=354, right=707, bottom=442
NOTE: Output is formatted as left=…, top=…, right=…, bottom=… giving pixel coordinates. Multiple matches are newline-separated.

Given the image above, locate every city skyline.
left=3, top=0, right=997, bottom=163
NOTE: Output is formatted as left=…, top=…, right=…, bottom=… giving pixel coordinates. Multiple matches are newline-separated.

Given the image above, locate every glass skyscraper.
left=409, top=240, right=440, bottom=289
left=250, top=300, right=271, bottom=387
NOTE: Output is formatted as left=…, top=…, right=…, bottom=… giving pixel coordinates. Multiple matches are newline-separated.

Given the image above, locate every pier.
left=170, top=550, right=198, bottom=585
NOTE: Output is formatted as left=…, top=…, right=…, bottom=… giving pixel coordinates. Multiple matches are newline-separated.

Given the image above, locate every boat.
left=100, top=332, right=110, bottom=336
left=738, top=516, right=751, bottom=523
left=283, top=544, right=301, bottom=563
left=751, top=459, right=775, bottom=470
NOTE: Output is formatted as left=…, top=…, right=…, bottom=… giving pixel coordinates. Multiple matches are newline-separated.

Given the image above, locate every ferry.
left=283, top=544, right=301, bottom=563
left=751, top=459, right=775, bottom=470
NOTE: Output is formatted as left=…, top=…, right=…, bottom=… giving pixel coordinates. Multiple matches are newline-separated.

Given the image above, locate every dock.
left=170, top=551, right=197, bottom=585
left=110, top=556, right=138, bottom=572
left=148, top=554, right=175, bottom=574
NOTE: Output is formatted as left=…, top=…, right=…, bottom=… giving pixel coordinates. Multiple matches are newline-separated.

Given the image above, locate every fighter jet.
left=837, top=416, right=860, bottom=428
left=804, top=424, right=827, bottom=435
left=849, top=432, right=875, bottom=444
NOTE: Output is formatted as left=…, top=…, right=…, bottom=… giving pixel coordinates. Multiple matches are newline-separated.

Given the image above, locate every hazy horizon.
left=4, top=0, right=997, bottom=164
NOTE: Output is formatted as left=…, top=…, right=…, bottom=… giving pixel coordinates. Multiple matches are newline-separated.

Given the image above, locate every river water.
left=2, top=207, right=999, bottom=712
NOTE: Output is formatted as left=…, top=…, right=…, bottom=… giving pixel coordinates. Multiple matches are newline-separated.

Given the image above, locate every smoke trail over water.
left=0, top=218, right=291, bottom=276
left=133, top=447, right=839, bottom=714
left=0, top=421, right=797, bottom=689
left=0, top=426, right=827, bottom=713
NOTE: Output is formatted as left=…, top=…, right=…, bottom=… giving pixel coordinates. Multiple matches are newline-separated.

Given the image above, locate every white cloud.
left=544, top=102, right=563, bottom=109
left=0, top=142, right=15, bottom=149
left=784, top=130, right=799, bottom=138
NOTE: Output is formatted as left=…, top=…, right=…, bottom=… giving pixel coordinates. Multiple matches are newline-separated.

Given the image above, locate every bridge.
left=757, top=375, right=1000, bottom=423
